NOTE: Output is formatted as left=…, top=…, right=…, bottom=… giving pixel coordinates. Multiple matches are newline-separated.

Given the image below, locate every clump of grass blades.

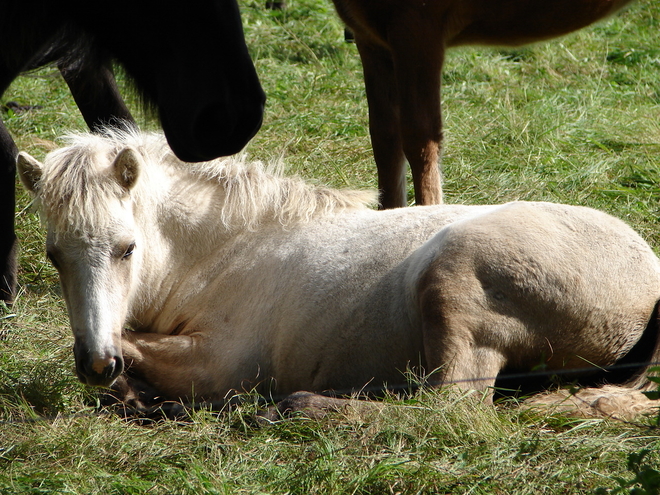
left=2, top=0, right=660, bottom=493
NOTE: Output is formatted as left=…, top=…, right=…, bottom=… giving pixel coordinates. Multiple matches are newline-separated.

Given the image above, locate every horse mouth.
left=77, top=370, right=122, bottom=388
left=161, top=97, right=265, bottom=162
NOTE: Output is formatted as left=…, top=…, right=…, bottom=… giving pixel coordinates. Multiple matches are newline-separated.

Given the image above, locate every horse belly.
left=254, top=213, right=461, bottom=395
left=449, top=0, right=635, bottom=47
left=267, top=267, right=427, bottom=395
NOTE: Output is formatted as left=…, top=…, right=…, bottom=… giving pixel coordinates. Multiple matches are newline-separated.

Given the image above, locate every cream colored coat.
left=18, top=129, right=660, bottom=417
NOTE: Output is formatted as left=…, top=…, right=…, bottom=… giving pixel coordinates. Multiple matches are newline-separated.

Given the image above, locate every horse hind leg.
left=417, top=269, right=507, bottom=401
left=423, top=324, right=508, bottom=403
left=257, top=391, right=384, bottom=422
left=355, top=39, right=408, bottom=209
left=524, top=302, right=660, bottom=419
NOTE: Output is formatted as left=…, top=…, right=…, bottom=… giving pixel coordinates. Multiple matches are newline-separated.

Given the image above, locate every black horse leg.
left=59, top=60, right=134, bottom=132
left=0, top=116, right=18, bottom=304
left=0, top=61, right=134, bottom=304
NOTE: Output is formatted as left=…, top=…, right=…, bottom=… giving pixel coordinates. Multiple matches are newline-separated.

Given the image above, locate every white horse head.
left=17, top=129, right=375, bottom=388
left=18, top=141, right=144, bottom=386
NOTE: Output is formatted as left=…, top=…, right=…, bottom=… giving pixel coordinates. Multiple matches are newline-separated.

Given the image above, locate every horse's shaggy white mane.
left=33, top=127, right=377, bottom=234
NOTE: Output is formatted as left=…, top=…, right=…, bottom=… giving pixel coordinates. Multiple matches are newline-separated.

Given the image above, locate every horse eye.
left=122, top=242, right=136, bottom=260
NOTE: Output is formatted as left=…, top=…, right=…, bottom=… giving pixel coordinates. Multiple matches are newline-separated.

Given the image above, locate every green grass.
left=2, top=0, right=660, bottom=493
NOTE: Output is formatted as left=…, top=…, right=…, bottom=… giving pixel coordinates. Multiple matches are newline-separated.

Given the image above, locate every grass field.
left=2, top=0, right=660, bottom=493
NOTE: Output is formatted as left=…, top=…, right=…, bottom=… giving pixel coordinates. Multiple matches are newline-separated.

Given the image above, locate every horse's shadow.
left=95, top=369, right=561, bottom=423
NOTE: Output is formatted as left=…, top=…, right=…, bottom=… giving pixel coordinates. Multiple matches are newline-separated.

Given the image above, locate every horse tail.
left=621, top=300, right=660, bottom=392
left=524, top=301, right=660, bottom=420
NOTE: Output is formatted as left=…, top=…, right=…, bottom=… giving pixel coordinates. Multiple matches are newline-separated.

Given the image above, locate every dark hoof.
left=257, top=391, right=350, bottom=422
left=98, top=375, right=189, bottom=420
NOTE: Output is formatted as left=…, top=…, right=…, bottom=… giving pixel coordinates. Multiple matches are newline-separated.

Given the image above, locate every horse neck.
left=129, top=171, right=236, bottom=329
left=126, top=161, right=374, bottom=331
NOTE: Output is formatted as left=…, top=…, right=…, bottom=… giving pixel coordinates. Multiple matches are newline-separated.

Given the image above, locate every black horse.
left=1, top=0, right=266, bottom=303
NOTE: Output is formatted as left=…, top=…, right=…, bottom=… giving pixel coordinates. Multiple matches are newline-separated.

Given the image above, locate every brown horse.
left=332, top=0, right=635, bottom=208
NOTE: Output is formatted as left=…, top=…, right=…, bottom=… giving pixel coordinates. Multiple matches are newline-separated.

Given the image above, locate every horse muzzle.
left=161, top=99, right=265, bottom=162
left=193, top=98, right=265, bottom=158
left=159, top=81, right=266, bottom=162
left=73, top=339, right=124, bottom=387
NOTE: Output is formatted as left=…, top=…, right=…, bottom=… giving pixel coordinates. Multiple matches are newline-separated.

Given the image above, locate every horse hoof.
left=256, top=391, right=353, bottom=423
left=98, top=374, right=169, bottom=417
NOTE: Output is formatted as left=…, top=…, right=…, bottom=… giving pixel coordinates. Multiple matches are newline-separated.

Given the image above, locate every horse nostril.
left=100, top=355, right=124, bottom=381
left=77, top=354, right=124, bottom=387
left=113, top=355, right=124, bottom=377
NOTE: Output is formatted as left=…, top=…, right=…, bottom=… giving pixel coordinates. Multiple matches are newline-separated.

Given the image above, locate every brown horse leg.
left=391, top=34, right=445, bottom=206
left=355, top=39, right=407, bottom=209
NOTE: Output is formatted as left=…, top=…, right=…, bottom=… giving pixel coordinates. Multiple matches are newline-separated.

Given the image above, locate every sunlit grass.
left=1, top=0, right=660, bottom=493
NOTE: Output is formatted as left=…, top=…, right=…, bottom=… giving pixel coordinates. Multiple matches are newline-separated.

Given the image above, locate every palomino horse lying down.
left=332, top=0, right=635, bottom=207
left=17, top=130, right=660, bottom=418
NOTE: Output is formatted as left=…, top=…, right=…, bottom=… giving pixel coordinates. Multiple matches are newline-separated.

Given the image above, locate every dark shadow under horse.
left=1, top=0, right=266, bottom=303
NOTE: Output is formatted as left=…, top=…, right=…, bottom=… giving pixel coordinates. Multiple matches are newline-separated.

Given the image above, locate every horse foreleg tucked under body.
left=119, top=330, right=223, bottom=403
left=117, top=331, right=383, bottom=420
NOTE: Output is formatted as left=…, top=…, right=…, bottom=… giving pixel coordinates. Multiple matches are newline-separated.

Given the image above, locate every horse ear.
left=17, top=152, right=44, bottom=194
left=112, top=148, right=141, bottom=191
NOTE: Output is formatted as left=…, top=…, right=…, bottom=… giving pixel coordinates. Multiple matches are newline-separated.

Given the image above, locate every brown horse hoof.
left=256, top=391, right=380, bottom=423
left=98, top=374, right=188, bottom=420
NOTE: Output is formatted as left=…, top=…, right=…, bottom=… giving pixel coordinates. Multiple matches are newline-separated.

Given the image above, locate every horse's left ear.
left=17, top=152, right=44, bottom=194
left=112, top=148, right=141, bottom=191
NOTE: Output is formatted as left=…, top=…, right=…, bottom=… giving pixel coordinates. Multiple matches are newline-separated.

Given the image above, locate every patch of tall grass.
left=1, top=0, right=660, bottom=492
